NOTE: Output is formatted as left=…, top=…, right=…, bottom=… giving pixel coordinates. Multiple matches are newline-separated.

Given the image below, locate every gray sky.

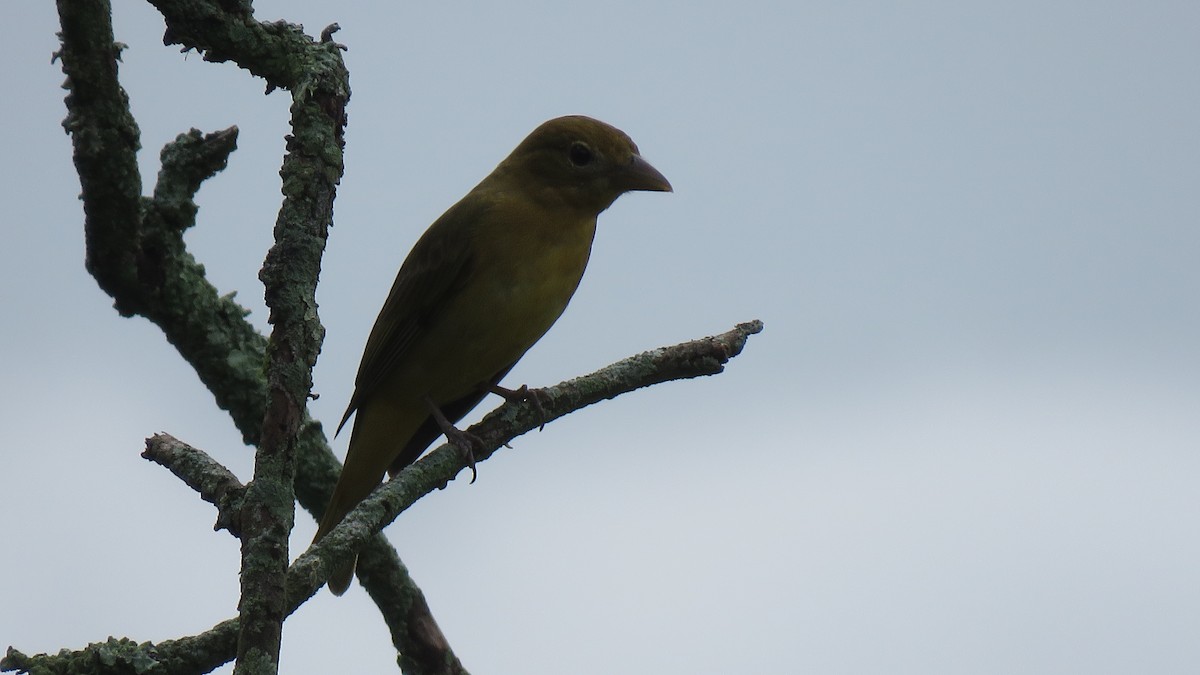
left=3, top=1, right=1198, bottom=673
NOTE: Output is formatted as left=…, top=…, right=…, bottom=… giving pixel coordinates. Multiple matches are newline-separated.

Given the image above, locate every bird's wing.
left=336, top=195, right=493, bottom=434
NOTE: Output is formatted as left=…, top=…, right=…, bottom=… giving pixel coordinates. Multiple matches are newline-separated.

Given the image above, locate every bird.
left=313, top=115, right=671, bottom=594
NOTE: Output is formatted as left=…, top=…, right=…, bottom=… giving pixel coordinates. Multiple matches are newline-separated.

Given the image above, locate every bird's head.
left=498, top=115, right=672, bottom=213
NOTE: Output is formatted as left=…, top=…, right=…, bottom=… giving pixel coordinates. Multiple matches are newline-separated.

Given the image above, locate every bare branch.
left=149, top=126, right=238, bottom=231
left=57, top=0, right=268, bottom=442
left=147, top=0, right=325, bottom=93
left=55, top=0, right=144, bottom=313
left=48, top=0, right=449, bottom=670
left=4, top=323, right=762, bottom=675
left=143, top=433, right=247, bottom=536
left=357, top=543, right=469, bottom=675
left=49, top=0, right=446, bottom=670
left=295, top=321, right=765, bottom=606
left=143, top=6, right=355, bottom=674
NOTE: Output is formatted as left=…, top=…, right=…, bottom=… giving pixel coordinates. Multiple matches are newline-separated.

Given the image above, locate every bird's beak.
left=621, top=154, right=673, bottom=193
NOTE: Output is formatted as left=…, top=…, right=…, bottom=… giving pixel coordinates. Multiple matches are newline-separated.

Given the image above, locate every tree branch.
left=143, top=433, right=247, bottom=536
left=140, top=431, right=464, bottom=675
left=4, top=322, right=762, bottom=675
left=295, top=321, right=766, bottom=606
left=147, top=0, right=345, bottom=93
left=171, top=16, right=353, bottom=675
left=54, top=0, right=144, bottom=315
left=50, top=0, right=456, bottom=669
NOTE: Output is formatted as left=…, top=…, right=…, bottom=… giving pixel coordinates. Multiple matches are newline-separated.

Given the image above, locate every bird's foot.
left=424, top=396, right=485, bottom=483
left=489, top=383, right=550, bottom=431
left=444, top=426, right=484, bottom=484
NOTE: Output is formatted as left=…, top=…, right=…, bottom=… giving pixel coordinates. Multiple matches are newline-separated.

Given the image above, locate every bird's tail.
left=313, top=460, right=378, bottom=595
left=314, top=400, right=424, bottom=595
left=313, top=481, right=370, bottom=595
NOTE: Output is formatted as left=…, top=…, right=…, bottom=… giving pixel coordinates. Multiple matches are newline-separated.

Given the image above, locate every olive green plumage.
left=315, top=115, right=671, bottom=594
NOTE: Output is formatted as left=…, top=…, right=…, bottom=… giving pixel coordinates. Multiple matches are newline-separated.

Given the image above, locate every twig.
left=143, top=433, right=247, bottom=535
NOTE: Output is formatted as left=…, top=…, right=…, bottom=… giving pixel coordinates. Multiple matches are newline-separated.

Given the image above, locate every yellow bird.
left=315, top=115, right=671, bottom=594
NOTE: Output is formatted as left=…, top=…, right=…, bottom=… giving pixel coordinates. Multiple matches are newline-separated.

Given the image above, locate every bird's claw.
left=424, top=395, right=485, bottom=483
left=490, top=383, right=550, bottom=431
left=442, top=425, right=484, bottom=484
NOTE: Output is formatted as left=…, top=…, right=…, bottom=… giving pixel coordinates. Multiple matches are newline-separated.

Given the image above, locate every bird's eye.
left=568, top=142, right=594, bottom=167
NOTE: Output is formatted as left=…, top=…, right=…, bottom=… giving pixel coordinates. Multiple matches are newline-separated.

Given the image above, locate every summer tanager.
left=315, top=115, right=671, bottom=594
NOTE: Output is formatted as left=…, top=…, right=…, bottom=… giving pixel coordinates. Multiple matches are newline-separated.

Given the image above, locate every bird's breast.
left=466, top=213, right=596, bottom=337
left=405, top=212, right=597, bottom=402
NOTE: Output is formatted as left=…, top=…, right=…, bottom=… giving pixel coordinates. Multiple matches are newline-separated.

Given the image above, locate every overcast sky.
left=3, top=2, right=1198, bottom=673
